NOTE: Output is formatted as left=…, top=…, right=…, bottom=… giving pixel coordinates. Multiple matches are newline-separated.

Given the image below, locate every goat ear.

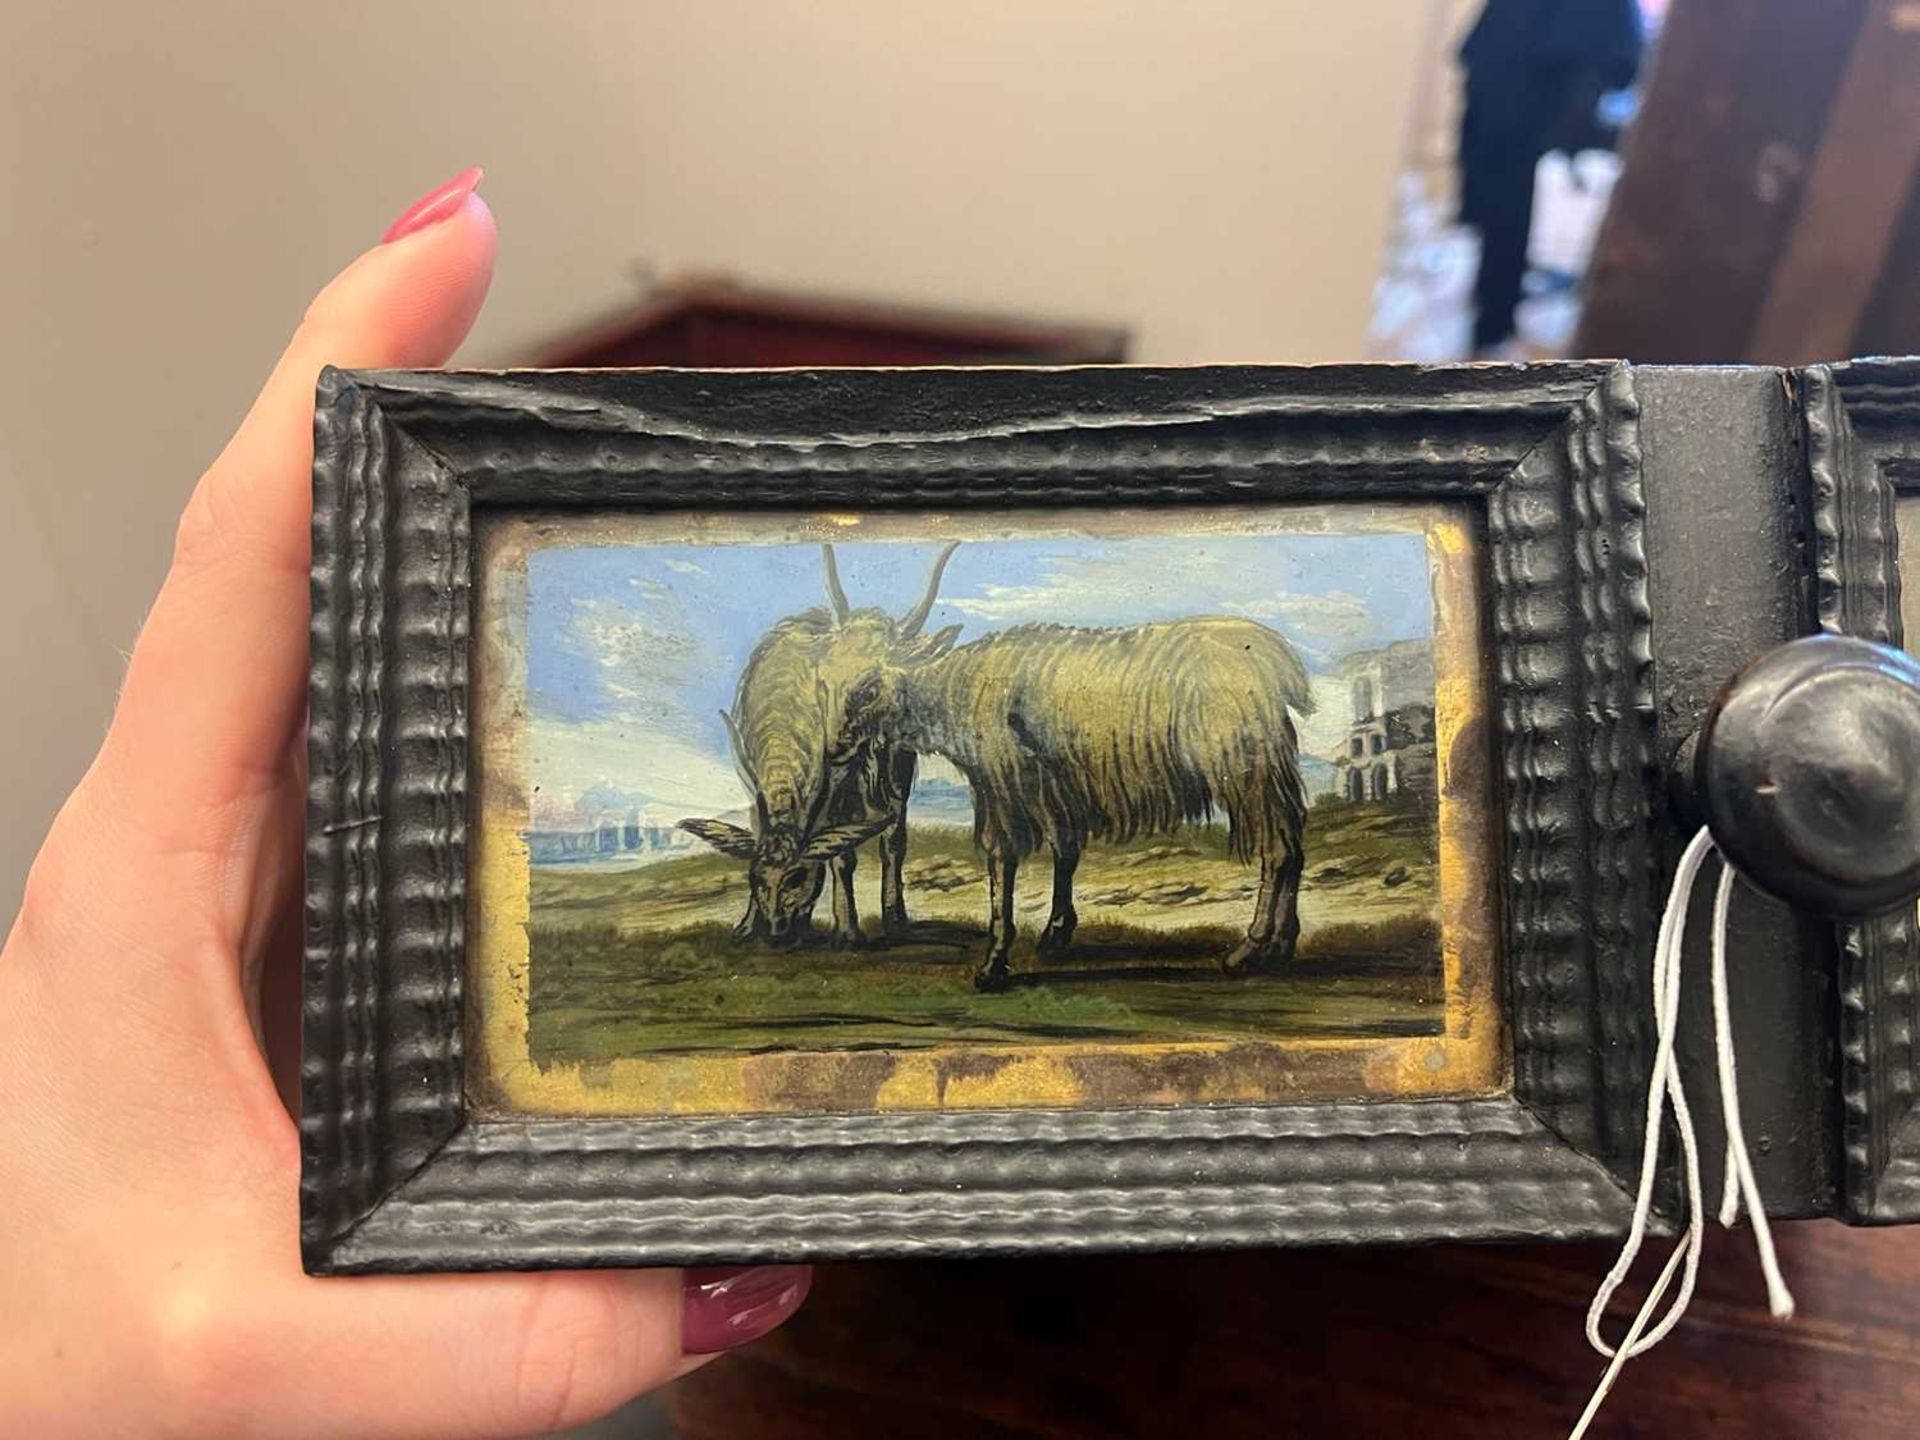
left=677, top=818, right=758, bottom=860
left=906, top=623, right=963, bottom=664
left=800, top=814, right=896, bottom=862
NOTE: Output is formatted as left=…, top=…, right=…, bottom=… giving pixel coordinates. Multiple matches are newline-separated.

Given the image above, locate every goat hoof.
left=973, top=962, right=1012, bottom=993
left=1036, top=918, right=1077, bottom=959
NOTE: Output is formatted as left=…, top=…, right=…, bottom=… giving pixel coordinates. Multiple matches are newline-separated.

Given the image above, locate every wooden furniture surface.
left=667, top=1223, right=1920, bottom=1438
left=534, top=277, right=1130, bottom=369
left=1578, top=0, right=1920, bottom=364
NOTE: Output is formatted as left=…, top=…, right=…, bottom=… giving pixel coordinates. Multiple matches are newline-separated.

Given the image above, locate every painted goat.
left=678, top=543, right=957, bottom=947
left=817, top=555, right=1314, bottom=990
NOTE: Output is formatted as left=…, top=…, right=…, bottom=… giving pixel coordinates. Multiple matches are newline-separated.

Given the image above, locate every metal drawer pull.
left=1694, top=634, right=1920, bottom=920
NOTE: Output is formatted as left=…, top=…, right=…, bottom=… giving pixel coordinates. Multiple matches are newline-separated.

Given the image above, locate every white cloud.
left=940, top=551, right=1140, bottom=621
left=539, top=590, right=742, bottom=828
left=570, top=597, right=693, bottom=685
left=530, top=719, right=749, bottom=829
left=562, top=598, right=712, bottom=740
left=1220, top=589, right=1372, bottom=648
left=1298, top=674, right=1358, bottom=759
left=943, top=580, right=1075, bottom=621
left=664, top=559, right=708, bottom=576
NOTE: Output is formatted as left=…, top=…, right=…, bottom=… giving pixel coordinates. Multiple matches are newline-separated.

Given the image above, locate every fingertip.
left=388, top=190, right=497, bottom=367
left=680, top=1264, right=814, bottom=1356
left=381, top=166, right=486, bottom=245
left=300, top=188, right=497, bottom=370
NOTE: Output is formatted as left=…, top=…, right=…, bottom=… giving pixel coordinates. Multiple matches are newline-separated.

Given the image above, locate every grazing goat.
left=677, top=544, right=956, bottom=947
left=822, top=572, right=1313, bottom=990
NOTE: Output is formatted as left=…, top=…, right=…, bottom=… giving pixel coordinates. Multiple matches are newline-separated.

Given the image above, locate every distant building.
left=526, top=808, right=700, bottom=865
left=1330, top=638, right=1437, bottom=804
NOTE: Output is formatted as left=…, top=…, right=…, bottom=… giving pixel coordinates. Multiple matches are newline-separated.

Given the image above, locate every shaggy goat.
left=678, top=544, right=956, bottom=946
left=825, top=579, right=1314, bottom=990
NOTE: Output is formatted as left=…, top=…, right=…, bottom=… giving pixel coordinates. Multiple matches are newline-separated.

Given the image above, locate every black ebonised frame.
left=1803, top=358, right=1920, bottom=1222
left=303, top=363, right=1667, bottom=1274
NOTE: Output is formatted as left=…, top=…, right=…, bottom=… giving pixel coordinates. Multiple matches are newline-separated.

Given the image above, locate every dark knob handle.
left=1697, top=634, right=1920, bottom=918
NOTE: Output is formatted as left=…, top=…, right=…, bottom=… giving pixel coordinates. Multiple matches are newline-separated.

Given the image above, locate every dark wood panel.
left=1637, top=367, right=1837, bottom=1213
left=1854, top=167, right=1920, bottom=357
left=531, top=278, right=1130, bottom=368
left=667, top=1224, right=1920, bottom=1438
left=1745, top=2, right=1920, bottom=363
left=1578, top=0, right=1870, bottom=362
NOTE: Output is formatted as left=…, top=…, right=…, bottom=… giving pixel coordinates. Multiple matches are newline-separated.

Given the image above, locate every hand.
left=0, top=170, right=810, bottom=1439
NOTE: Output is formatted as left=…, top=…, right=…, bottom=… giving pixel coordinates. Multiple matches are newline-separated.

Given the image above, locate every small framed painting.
left=468, top=503, right=1498, bottom=1118
left=304, top=362, right=1678, bottom=1272
left=1801, top=359, right=1920, bottom=1224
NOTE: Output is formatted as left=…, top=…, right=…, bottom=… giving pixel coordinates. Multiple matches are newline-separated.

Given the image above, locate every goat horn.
left=821, top=544, right=851, bottom=625
left=898, top=542, right=959, bottom=639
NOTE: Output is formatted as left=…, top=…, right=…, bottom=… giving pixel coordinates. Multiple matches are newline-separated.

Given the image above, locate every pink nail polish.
left=381, top=167, right=484, bottom=244
left=681, top=1265, right=813, bottom=1355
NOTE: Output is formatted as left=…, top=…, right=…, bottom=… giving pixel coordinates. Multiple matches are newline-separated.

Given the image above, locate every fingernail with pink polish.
left=681, top=1265, right=813, bottom=1355
left=382, top=167, right=484, bottom=244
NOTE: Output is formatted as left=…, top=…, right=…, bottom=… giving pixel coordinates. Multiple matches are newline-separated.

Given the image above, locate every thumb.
left=243, top=1264, right=812, bottom=1439
left=94, top=170, right=496, bottom=860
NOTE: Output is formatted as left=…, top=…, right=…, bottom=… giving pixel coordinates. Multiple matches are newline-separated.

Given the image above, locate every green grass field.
left=526, top=799, right=1444, bottom=1063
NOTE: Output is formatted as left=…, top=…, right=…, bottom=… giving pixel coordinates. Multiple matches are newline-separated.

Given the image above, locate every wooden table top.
left=665, top=1221, right=1920, bottom=1437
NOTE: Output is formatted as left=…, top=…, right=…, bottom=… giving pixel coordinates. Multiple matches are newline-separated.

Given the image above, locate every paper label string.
left=1568, top=827, right=1796, bottom=1440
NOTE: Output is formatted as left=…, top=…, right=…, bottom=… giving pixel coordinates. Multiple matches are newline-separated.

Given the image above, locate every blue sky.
left=525, top=530, right=1432, bottom=829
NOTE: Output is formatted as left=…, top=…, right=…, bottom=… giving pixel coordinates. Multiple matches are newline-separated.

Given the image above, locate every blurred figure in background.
left=1458, top=0, right=1643, bottom=357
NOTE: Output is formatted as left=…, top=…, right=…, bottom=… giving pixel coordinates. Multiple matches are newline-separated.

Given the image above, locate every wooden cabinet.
left=533, top=277, right=1129, bottom=368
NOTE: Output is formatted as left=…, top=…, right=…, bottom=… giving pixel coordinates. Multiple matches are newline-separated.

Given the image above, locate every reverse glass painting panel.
left=469, top=504, right=1503, bottom=1116
left=1902, top=495, right=1920, bottom=649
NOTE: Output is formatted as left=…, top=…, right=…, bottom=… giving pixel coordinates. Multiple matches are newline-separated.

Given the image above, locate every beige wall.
left=0, top=2, right=1426, bottom=915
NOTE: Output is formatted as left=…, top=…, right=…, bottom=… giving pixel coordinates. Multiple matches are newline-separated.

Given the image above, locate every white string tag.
left=1568, top=827, right=1796, bottom=1440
